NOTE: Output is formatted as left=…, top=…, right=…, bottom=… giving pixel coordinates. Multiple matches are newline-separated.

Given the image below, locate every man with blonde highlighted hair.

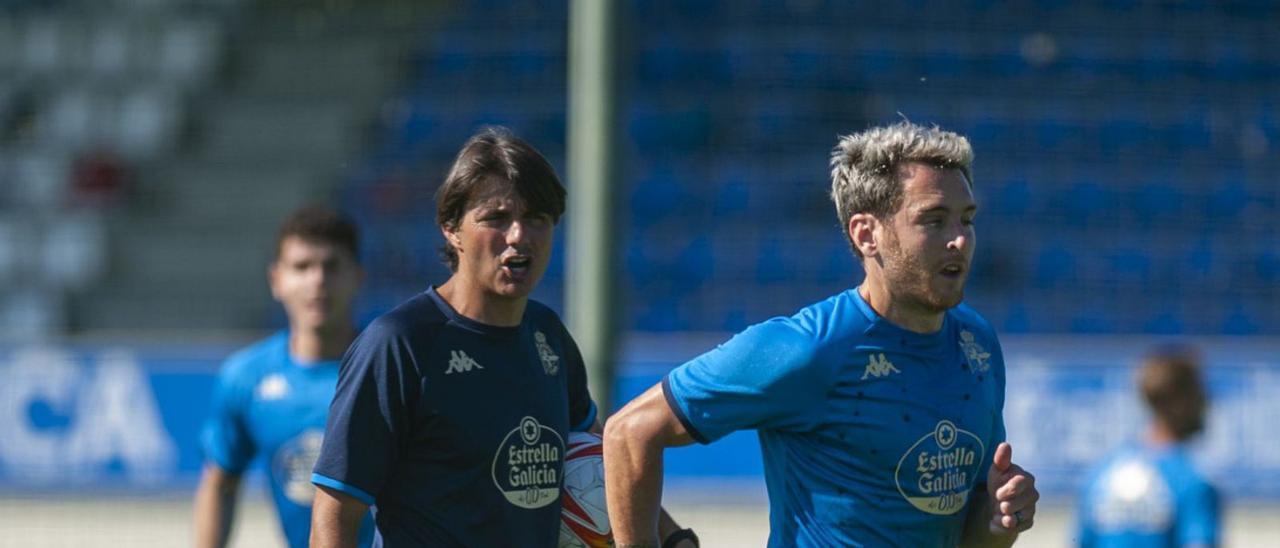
left=606, top=122, right=1039, bottom=547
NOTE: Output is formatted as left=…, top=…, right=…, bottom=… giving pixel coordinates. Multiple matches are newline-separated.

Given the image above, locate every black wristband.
left=661, top=528, right=699, bottom=548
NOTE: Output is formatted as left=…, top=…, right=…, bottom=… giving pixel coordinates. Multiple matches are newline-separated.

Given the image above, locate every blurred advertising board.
left=1, top=336, right=1278, bottom=499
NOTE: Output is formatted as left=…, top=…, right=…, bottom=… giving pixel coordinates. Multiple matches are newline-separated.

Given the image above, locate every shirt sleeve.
left=560, top=329, right=597, bottom=432
left=311, top=318, right=421, bottom=505
left=663, top=317, right=829, bottom=444
left=1176, top=481, right=1219, bottom=547
left=200, top=358, right=256, bottom=473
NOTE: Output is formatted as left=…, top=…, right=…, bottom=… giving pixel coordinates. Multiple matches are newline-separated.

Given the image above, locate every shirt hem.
left=662, top=375, right=711, bottom=444
left=311, top=473, right=376, bottom=506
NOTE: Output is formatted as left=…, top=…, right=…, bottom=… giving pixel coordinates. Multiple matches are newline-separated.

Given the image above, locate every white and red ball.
left=559, top=431, right=613, bottom=548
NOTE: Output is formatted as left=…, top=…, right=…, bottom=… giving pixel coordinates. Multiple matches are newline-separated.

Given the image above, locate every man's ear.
left=849, top=213, right=879, bottom=258
left=441, top=224, right=461, bottom=252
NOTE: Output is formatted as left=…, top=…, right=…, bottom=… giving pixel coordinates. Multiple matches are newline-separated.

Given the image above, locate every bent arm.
left=193, top=464, right=241, bottom=548
left=588, top=416, right=688, bottom=544
left=310, top=485, right=370, bottom=548
left=604, top=382, right=695, bottom=547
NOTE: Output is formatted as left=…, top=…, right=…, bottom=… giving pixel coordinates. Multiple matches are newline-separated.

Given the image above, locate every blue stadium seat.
left=340, top=0, right=1280, bottom=335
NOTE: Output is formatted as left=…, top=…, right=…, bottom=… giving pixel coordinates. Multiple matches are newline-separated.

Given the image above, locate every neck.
left=289, top=323, right=355, bottom=363
left=437, top=278, right=526, bottom=327
left=858, top=277, right=945, bottom=333
left=1145, top=422, right=1180, bottom=447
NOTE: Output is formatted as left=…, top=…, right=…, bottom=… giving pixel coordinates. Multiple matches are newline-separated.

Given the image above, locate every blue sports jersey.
left=1077, top=443, right=1219, bottom=548
left=312, top=287, right=597, bottom=547
left=665, top=288, right=1006, bottom=547
left=201, top=332, right=374, bottom=548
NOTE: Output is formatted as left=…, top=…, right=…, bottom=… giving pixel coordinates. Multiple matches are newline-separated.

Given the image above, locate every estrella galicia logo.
left=272, top=429, right=325, bottom=506
left=492, top=416, right=564, bottom=509
left=894, top=420, right=986, bottom=515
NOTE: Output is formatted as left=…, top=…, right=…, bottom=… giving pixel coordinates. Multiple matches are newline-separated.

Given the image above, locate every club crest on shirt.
left=491, top=416, right=564, bottom=509
left=959, top=330, right=991, bottom=373
left=256, top=373, right=290, bottom=401
left=534, top=331, right=559, bottom=376
left=272, top=429, right=325, bottom=506
left=894, top=420, right=986, bottom=515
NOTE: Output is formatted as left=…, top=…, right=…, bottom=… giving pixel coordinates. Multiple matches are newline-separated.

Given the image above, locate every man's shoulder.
left=948, top=302, right=993, bottom=328
left=366, top=291, right=450, bottom=338
left=949, top=302, right=999, bottom=340
left=1159, top=446, right=1216, bottom=493
left=522, top=299, right=567, bottom=330
left=219, top=332, right=289, bottom=381
left=784, top=289, right=873, bottom=345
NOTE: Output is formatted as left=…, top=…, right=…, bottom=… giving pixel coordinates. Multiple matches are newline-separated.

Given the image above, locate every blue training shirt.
left=201, top=332, right=374, bottom=548
left=1077, top=443, right=1219, bottom=548
left=312, top=287, right=597, bottom=547
left=665, top=288, right=1007, bottom=547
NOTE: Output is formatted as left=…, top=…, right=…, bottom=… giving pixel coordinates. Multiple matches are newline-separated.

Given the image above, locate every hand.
left=986, top=442, right=1038, bottom=535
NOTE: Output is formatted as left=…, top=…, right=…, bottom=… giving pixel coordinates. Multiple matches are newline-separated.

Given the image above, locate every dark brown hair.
left=275, top=206, right=360, bottom=261
left=1139, top=346, right=1208, bottom=441
left=435, top=127, right=566, bottom=271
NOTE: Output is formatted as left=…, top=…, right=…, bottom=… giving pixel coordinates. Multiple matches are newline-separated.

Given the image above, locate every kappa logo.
left=861, top=353, right=901, bottom=380
left=256, top=374, right=290, bottom=401
left=445, top=350, right=484, bottom=375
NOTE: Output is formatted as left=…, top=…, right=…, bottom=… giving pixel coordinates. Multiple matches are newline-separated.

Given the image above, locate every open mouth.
left=502, top=255, right=533, bottom=277
left=939, top=263, right=965, bottom=278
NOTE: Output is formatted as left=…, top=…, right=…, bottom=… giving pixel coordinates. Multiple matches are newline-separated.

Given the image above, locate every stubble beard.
left=880, top=234, right=963, bottom=314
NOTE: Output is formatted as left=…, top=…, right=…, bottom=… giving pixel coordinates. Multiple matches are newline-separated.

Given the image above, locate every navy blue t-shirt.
left=312, top=287, right=597, bottom=547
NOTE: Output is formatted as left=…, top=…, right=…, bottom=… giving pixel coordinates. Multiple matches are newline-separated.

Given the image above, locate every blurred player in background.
left=605, top=122, right=1038, bottom=547
left=1077, top=347, right=1219, bottom=548
left=193, top=207, right=374, bottom=548
left=308, top=128, right=689, bottom=547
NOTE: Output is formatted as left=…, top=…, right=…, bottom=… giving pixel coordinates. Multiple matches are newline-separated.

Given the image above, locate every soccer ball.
left=559, top=431, right=613, bottom=548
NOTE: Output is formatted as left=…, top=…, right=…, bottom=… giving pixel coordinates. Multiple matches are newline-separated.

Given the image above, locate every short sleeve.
left=200, top=359, right=256, bottom=473
left=311, top=318, right=422, bottom=505
left=560, top=330, right=597, bottom=432
left=663, top=318, right=829, bottom=444
left=1176, top=481, right=1219, bottom=546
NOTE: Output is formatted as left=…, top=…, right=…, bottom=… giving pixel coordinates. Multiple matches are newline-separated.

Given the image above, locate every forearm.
left=193, top=467, right=239, bottom=548
left=310, top=486, right=369, bottom=548
left=604, top=415, right=666, bottom=546
left=959, top=490, right=1016, bottom=548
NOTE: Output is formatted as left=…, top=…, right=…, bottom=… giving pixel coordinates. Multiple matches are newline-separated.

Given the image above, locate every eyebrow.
left=916, top=204, right=977, bottom=215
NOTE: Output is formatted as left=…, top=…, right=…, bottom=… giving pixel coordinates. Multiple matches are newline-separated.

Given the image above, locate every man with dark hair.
left=194, top=206, right=373, bottom=548
left=1077, top=347, right=1219, bottom=547
left=309, top=128, right=689, bottom=547
left=605, top=122, right=1038, bottom=547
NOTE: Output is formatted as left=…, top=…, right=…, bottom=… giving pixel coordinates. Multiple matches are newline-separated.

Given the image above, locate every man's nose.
left=506, top=220, right=526, bottom=244
left=947, top=230, right=969, bottom=252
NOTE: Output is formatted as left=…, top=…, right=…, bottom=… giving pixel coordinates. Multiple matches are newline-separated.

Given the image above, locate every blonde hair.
left=829, top=122, right=974, bottom=251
